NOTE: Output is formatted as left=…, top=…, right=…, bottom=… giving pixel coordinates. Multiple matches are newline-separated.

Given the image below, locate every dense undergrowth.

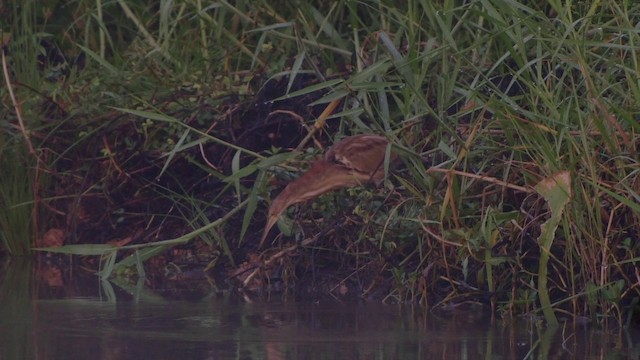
left=1, top=0, right=639, bottom=325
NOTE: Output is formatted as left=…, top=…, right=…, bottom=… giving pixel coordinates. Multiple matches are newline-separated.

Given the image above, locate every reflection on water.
left=1, top=258, right=639, bottom=359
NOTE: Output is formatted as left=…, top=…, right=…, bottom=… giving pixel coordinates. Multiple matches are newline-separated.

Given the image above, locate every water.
left=1, top=259, right=639, bottom=359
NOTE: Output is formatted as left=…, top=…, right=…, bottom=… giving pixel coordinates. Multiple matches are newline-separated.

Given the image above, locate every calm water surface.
left=1, top=259, right=638, bottom=359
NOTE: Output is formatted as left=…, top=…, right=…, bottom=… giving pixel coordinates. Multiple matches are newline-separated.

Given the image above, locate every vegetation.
left=1, top=0, right=639, bottom=325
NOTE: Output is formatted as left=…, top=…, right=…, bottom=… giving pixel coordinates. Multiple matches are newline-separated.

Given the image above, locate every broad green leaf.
left=534, top=170, right=572, bottom=326
left=287, top=51, right=306, bottom=94
left=257, top=151, right=300, bottom=169
left=158, top=129, right=189, bottom=179
left=34, top=244, right=117, bottom=255
left=272, top=79, right=344, bottom=101
left=98, top=251, right=117, bottom=279
left=76, top=44, right=118, bottom=74
left=232, top=149, right=242, bottom=200
left=239, top=170, right=266, bottom=244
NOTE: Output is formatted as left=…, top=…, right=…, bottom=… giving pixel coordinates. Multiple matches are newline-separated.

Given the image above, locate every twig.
left=296, top=98, right=341, bottom=151
left=241, top=229, right=325, bottom=287
left=427, top=167, right=533, bottom=193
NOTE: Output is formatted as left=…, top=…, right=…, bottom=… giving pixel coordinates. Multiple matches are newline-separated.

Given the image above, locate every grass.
left=1, top=0, right=639, bottom=324
left=0, top=138, right=35, bottom=256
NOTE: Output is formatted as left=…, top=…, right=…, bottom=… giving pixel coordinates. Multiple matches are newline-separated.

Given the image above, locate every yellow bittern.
left=260, top=134, right=395, bottom=246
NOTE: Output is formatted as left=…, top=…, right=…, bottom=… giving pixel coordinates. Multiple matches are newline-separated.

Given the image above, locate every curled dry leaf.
left=37, top=228, right=65, bottom=248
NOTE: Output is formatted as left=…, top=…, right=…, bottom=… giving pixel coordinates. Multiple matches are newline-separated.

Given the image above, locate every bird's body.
left=260, top=134, right=395, bottom=246
left=324, top=134, right=393, bottom=178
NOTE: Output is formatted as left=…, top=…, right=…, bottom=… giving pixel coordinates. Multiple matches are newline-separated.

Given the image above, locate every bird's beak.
left=260, top=214, right=279, bottom=247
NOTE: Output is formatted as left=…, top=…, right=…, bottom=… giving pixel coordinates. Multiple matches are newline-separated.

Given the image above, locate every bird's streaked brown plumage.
left=260, top=135, right=396, bottom=246
left=324, top=134, right=393, bottom=177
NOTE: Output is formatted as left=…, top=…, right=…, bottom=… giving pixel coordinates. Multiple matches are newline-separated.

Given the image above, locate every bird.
left=260, top=134, right=396, bottom=246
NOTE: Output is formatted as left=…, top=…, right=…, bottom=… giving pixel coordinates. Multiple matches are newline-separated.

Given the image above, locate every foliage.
left=1, top=0, right=639, bottom=324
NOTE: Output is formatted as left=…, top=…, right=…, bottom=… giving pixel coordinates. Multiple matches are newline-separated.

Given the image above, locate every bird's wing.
left=325, top=135, right=390, bottom=176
